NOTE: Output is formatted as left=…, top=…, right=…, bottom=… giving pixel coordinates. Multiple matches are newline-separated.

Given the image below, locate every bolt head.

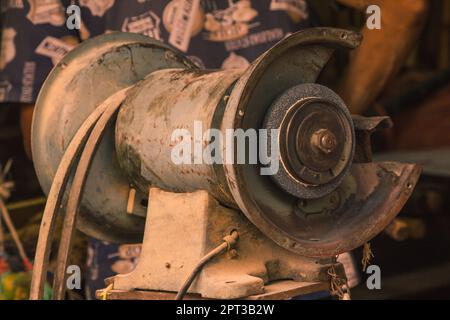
left=311, top=129, right=337, bottom=154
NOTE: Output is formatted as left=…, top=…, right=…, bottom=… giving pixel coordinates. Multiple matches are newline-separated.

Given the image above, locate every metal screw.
left=229, top=249, right=239, bottom=259
left=311, top=129, right=337, bottom=154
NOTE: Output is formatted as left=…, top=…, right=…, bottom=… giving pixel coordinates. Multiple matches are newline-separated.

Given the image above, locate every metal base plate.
left=111, top=188, right=342, bottom=299
left=96, top=281, right=329, bottom=300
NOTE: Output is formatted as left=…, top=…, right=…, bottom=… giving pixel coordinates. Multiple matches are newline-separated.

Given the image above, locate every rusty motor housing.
left=31, top=29, right=421, bottom=258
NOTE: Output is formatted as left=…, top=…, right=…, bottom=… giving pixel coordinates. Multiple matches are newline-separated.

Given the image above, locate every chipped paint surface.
left=32, top=29, right=421, bottom=258
left=116, top=68, right=242, bottom=204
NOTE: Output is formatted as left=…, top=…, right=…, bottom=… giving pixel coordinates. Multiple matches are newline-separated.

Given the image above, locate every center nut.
left=311, top=129, right=337, bottom=154
left=263, top=83, right=355, bottom=199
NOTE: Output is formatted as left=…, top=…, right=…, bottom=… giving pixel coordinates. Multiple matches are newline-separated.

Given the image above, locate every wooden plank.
left=96, top=281, right=329, bottom=300
left=246, top=281, right=329, bottom=300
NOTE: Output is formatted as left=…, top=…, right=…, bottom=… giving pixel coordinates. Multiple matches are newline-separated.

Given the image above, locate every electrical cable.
left=30, top=87, right=130, bottom=300
left=52, top=89, right=129, bottom=300
left=175, top=231, right=239, bottom=300
left=29, top=101, right=108, bottom=300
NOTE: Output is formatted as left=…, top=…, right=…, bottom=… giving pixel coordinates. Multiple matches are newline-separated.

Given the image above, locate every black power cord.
left=175, top=230, right=239, bottom=300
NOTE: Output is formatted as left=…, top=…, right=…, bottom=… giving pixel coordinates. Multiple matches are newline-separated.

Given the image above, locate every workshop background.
left=0, top=0, right=450, bottom=300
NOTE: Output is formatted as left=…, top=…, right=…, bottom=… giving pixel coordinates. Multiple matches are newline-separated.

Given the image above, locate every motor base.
left=111, top=188, right=344, bottom=299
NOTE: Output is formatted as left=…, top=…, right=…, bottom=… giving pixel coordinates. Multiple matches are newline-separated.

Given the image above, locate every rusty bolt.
left=229, top=249, right=239, bottom=259
left=311, top=129, right=337, bottom=154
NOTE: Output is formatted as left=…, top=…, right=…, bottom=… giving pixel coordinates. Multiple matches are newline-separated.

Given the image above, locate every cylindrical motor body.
left=116, top=67, right=355, bottom=207
left=116, top=68, right=243, bottom=206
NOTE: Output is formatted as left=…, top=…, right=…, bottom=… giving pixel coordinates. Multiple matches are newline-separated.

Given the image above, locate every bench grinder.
left=29, top=28, right=421, bottom=300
